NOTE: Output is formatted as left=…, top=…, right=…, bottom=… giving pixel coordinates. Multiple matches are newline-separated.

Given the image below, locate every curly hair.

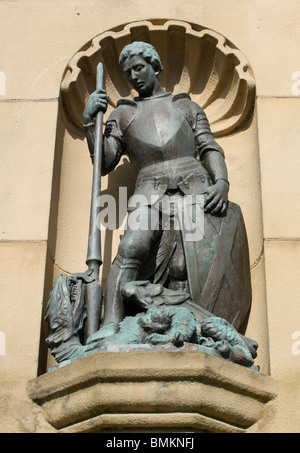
left=119, top=41, right=164, bottom=74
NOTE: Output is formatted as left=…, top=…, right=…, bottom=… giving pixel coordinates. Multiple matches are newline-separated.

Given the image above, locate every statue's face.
left=124, top=55, right=157, bottom=97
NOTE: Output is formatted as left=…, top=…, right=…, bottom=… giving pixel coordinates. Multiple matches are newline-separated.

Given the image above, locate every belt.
left=137, top=157, right=208, bottom=189
left=138, top=157, right=203, bottom=178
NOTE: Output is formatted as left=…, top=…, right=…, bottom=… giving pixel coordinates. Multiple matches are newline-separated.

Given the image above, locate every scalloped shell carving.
left=60, top=20, right=256, bottom=137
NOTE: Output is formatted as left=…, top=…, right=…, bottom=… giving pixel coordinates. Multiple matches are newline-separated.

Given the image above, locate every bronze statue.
left=46, top=42, right=258, bottom=370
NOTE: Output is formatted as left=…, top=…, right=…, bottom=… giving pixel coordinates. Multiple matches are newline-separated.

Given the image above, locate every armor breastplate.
left=124, top=93, right=196, bottom=170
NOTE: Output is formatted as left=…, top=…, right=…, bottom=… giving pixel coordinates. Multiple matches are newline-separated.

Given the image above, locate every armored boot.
left=86, top=256, right=141, bottom=344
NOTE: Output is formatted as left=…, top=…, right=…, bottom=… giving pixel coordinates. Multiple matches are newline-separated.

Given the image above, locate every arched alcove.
left=45, top=19, right=269, bottom=373
left=59, top=19, right=255, bottom=138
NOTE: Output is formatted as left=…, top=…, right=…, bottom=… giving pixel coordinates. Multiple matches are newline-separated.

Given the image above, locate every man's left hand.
left=204, top=180, right=229, bottom=215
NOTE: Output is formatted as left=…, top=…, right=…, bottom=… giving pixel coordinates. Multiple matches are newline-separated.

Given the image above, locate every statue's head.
left=119, top=41, right=164, bottom=76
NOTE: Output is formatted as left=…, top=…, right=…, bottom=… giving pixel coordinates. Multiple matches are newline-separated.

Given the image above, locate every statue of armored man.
left=45, top=42, right=258, bottom=370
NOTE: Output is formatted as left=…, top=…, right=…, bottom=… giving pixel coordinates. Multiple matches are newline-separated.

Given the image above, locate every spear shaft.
left=85, top=62, right=104, bottom=338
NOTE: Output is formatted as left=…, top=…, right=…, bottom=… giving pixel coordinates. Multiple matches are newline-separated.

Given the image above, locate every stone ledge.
left=28, top=351, right=277, bottom=433
left=59, top=412, right=246, bottom=434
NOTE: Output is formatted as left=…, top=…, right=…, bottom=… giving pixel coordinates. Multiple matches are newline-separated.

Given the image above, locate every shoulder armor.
left=107, top=99, right=139, bottom=137
left=117, top=98, right=138, bottom=107
left=172, top=93, right=203, bottom=130
left=172, top=93, right=191, bottom=102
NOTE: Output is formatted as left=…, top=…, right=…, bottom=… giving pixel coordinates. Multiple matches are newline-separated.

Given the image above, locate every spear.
left=84, top=62, right=104, bottom=339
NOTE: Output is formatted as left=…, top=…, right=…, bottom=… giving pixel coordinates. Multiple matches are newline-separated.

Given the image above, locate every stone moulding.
left=28, top=351, right=277, bottom=433
left=60, top=19, right=256, bottom=138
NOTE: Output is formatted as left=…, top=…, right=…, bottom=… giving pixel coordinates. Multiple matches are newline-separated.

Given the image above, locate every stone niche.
left=31, top=20, right=276, bottom=432
left=52, top=20, right=266, bottom=353
left=60, top=19, right=256, bottom=138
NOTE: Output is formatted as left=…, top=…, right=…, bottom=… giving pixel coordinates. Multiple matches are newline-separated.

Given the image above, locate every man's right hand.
left=83, top=89, right=109, bottom=124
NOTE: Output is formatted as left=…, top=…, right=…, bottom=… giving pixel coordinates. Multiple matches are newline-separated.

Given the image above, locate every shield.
left=181, top=202, right=252, bottom=331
